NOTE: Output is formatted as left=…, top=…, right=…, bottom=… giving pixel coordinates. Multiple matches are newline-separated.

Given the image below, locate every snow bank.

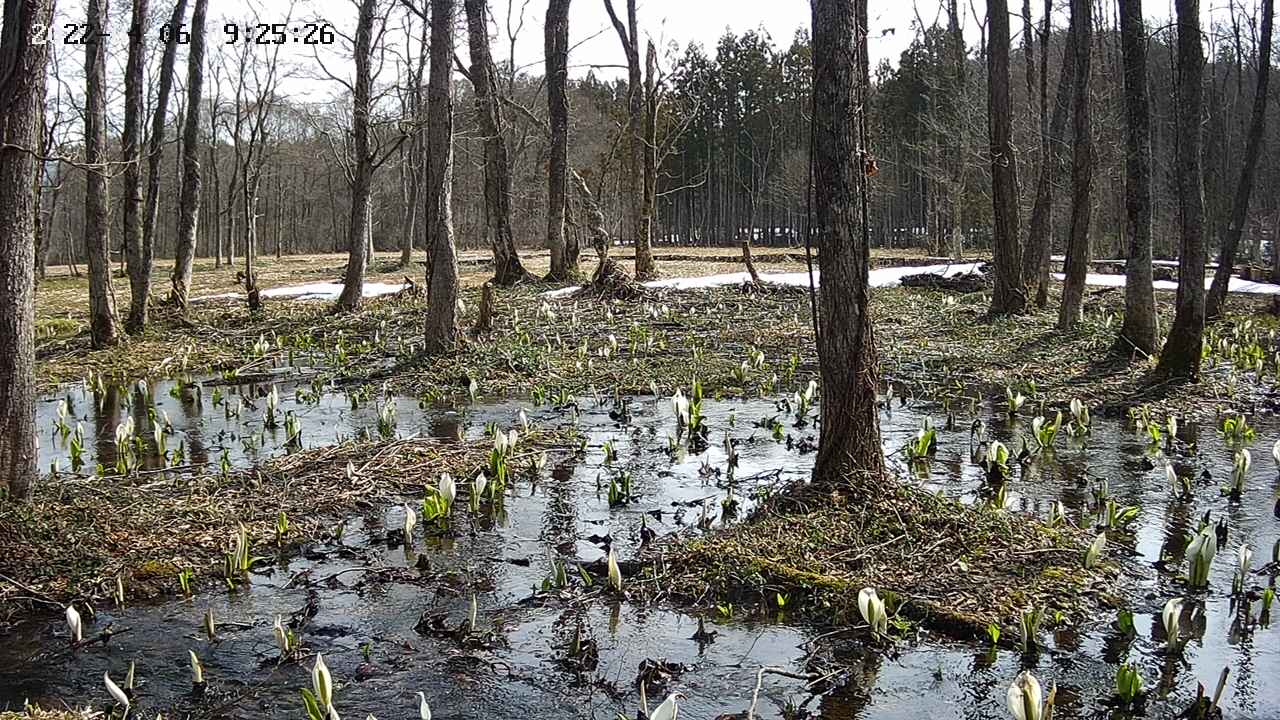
left=1051, top=272, right=1280, bottom=295
left=544, top=262, right=985, bottom=297
left=546, top=262, right=1280, bottom=298
left=193, top=281, right=412, bottom=303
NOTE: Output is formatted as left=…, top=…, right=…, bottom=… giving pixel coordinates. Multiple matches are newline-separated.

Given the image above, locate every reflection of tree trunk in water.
left=92, top=386, right=122, bottom=471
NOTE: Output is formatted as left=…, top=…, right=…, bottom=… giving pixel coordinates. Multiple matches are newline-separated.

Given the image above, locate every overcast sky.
left=42, top=0, right=1251, bottom=104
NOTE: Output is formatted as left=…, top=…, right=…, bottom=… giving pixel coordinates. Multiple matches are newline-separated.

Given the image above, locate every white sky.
left=40, top=0, right=1247, bottom=105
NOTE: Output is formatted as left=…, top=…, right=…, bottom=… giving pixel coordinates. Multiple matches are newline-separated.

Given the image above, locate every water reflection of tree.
left=92, top=384, right=121, bottom=469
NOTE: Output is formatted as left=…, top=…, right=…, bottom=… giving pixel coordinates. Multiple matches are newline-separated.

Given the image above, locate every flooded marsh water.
left=3, top=377, right=1278, bottom=719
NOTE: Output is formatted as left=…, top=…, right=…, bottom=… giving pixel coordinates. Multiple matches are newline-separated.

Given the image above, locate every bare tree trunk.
left=1115, top=0, right=1158, bottom=355
left=1022, top=18, right=1073, bottom=307
left=986, top=0, right=1025, bottom=316
left=424, top=0, right=460, bottom=352
left=811, top=0, right=884, bottom=481
left=337, top=0, right=378, bottom=311
left=545, top=0, right=577, bottom=281
left=169, top=0, right=208, bottom=310
left=139, top=0, right=190, bottom=305
left=0, top=0, right=53, bottom=500
left=604, top=0, right=653, bottom=279
left=639, top=41, right=659, bottom=275
left=1157, top=0, right=1207, bottom=379
left=1057, top=0, right=1093, bottom=329
left=464, top=0, right=533, bottom=286
left=84, top=0, right=119, bottom=348
left=121, top=0, right=150, bottom=333
left=1206, top=0, right=1273, bottom=319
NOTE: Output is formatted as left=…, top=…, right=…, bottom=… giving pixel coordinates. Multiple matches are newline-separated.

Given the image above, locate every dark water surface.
left=3, top=376, right=1277, bottom=719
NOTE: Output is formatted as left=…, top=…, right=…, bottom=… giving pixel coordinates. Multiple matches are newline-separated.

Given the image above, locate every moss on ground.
left=658, top=469, right=1103, bottom=639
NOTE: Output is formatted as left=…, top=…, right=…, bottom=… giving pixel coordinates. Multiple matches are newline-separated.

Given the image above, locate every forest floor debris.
left=0, top=430, right=572, bottom=624
left=657, top=469, right=1100, bottom=637
left=0, top=709, right=98, bottom=720
left=34, top=250, right=1280, bottom=420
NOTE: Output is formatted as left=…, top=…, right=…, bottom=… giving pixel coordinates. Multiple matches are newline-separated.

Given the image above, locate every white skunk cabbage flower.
left=505, top=429, right=518, bottom=451
left=65, top=605, right=83, bottom=643
left=650, top=692, right=681, bottom=720
left=104, top=671, right=130, bottom=713
left=189, top=649, right=205, bottom=685
left=1162, top=597, right=1183, bottom=648
left=607, top=547, right=623, bottom=591
left=1165, top=463, right=1178, bottom=491
left=1272, top=438, right=1280, bottom=466
left=1186, top=528, right=1218, bottom=587
left=857, top=587, right=888, bottom=636
left=416, top=692, right=432, bottom=720
left=1007, top=671, right=1043, bottom=720
left=1235, top=544, right=1253, bottom=591
left=473, top=472, right=488, bottom=499
left=670, top=389, right=690, bottom=426
left=402, top=504, right=417, bottom=540
left=439, top=474, right=456, bottom=509
left=517, top=408, right=529, bottom=431
left=273, top=615, right=290, bottom=653
left=1084, top=532, right=1106, bottom=569
left=312, top=654, right=334, bottom=709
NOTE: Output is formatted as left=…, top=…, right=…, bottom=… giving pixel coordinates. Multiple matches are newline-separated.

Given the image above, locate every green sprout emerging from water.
left=1114, top=662, right=1144, bottom=704
left=1084, top=532, right=1106, bottom=569
left=1017, top=606, right=1044, bottom=654
left=903, top=419, right=937, bottom=465
left=1030, top=412, right=1062, bottom=450
left=1225, top=448, right=1251, bottom=499
left=1220, top=414, right=1256, bottom=446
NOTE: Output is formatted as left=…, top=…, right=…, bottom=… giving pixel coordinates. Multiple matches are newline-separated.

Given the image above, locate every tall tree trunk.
left=121, top=0, right=150, bottom=333
left=169, top=0, right=209, bottom=310
left=463, top=0, right=533, bottom=286
left=1206, top=0, right=1273, bottom=319
left=84, top=0, right=119, bottom=348
left=1021, top=7, right=1075, bottom=307
left=0, top=0, right=54, bottom=500
left=545, top=0, right=577, bottom=281
left=604, top=0, right=652, bottom=279
left=141, top=0, right=189, bottom=307
left=337, top=0, right=378, bottom=311
left=986, top=0, right=1025, bottom=316
left=1057, top=0, right=1093, bottom=329
left=1157, top=0, right=1208, bottom=379
left=639, top=40, right=659, bottom=274
left=1115, top=0, right=1158, bottom=355
left=424, top=0, right=460, bottom=352
left=811, top=0, right=884, bottom=481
